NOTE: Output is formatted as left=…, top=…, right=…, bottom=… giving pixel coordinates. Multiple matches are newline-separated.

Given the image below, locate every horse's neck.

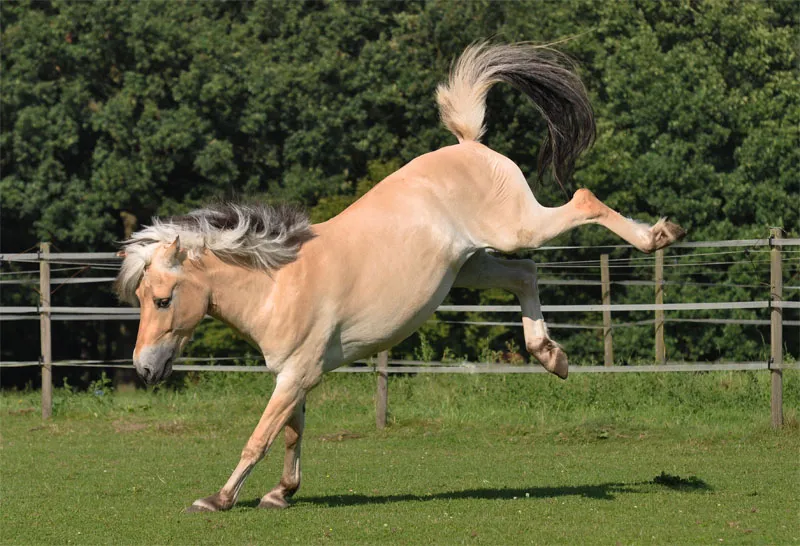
left=200, top=255, right=274, bottom=351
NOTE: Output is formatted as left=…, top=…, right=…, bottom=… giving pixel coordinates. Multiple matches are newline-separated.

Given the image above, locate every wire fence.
left=1, top=236, right=798, bottom=426
left=2, top=237, right=798, bottom=331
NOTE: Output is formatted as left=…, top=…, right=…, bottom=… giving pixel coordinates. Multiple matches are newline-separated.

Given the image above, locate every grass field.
left=2, top=371, right=798, bottom=545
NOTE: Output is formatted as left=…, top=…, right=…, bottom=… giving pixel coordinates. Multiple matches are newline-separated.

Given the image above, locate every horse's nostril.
left=139, top=365, right=153, bottom=382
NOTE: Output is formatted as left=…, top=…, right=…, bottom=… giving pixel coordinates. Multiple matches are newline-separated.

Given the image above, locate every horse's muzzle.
left=134, top=343, right=177, bottom=385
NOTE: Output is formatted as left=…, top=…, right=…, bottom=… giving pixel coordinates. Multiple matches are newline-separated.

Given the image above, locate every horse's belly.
left=327, top=264, right=460, bottom=368
left=311, top=203, right=475, bottom=370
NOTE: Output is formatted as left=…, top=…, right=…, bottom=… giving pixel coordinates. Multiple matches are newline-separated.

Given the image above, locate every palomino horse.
left=116, top=43, right=684, bottom=512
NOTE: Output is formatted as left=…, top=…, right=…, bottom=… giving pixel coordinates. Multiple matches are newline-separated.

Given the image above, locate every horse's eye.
left=155, top=298, right=171, bottom=309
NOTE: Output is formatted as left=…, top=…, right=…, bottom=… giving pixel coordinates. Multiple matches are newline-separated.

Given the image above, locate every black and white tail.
left=436, top=42, right=596, bottom=186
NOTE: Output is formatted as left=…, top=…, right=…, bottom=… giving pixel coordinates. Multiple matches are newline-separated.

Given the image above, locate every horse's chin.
left=158, top=356, right=175, bottom=384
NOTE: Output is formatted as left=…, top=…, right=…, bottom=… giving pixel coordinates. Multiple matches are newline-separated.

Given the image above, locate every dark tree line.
left=1, top=0, right=797, bottom=381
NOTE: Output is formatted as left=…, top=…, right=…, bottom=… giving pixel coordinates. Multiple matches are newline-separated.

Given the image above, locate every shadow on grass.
left=240, top=474, right=711, bottom=509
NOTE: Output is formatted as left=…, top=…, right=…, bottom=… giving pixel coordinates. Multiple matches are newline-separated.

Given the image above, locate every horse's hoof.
left=546, top=346, right=569, bottom=380
left=184, top=493, right=231, bottom=513
left=650, top=218, right=686, bottom=251
left=528, top=338, right=568, bottom=379
left=257, top=492, right=290, bottom=510
left=185, top=502, right=215, bottom=513
left=554, top=350, right=568, bottom=379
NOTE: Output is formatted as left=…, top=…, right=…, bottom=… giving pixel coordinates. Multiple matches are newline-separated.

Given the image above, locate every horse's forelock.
left=114, top=242, right=158, bottom=306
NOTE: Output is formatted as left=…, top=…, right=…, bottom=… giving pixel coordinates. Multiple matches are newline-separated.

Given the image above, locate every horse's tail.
left=435, top=41, right=595, bottom=186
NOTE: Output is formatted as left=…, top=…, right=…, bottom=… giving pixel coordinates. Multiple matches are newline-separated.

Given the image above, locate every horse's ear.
left=163, top=237, right=183, bottom=265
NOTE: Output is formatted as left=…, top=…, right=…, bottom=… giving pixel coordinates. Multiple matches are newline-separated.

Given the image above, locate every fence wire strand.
left=2, top=240, right=797, bottom=373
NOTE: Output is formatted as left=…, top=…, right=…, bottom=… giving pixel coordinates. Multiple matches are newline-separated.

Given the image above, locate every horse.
left=115, top=42, right=685, bottom=512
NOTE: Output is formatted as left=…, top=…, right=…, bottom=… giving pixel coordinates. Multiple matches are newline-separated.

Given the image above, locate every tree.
left=1, top=0, right=796, bottom=376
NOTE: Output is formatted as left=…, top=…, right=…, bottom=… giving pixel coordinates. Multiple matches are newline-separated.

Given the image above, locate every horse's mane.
left=115, top=203, right=314, bottom=305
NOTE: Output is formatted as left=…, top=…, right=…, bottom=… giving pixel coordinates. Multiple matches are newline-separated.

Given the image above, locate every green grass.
left=2, top=372, right=798, bottom=545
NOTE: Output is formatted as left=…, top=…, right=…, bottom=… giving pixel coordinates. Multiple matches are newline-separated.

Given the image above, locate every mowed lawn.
left=2, top=371, right=798, bottom=545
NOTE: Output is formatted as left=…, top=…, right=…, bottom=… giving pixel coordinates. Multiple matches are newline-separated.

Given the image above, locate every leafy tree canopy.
left=1, top=0, right=797, bottom=368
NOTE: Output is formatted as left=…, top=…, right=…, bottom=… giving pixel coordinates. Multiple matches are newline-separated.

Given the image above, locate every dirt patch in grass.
left=111, top=418, right=194, bottom=435
left=155, top=420, right=189, bottom=435
left=8, top=407, right=35, bottom=416
left=112, top=419, right=148, bottom=433
left=318, top=430, right=364, bottom=442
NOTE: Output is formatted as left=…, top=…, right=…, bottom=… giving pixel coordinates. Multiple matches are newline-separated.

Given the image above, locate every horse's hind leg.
left=522, top=189, right=685, bottom=252
left=453, top=251, right=568, bottom=379
left=258, top=401, right=305, bottom=509
left=186, top=375, right=305, bottom=512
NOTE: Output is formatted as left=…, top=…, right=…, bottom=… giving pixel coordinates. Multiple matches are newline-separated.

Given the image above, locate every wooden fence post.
left=600, top=254, right=613, bottom=366
left=655, top=249, right=666, bottom=364
left=376, top=350, right=389, bottom=429
left=39, top=242, right=52, bottom=420
left=770, top=228, right=783, bottom=429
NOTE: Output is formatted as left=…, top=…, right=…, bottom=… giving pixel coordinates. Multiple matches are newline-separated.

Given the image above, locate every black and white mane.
left=115, top=203, right=314, bottom=305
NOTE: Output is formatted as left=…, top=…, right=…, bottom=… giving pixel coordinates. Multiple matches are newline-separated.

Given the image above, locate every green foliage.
left=1, top=0, right=797, bottom=368
left=309, top=158, right=402, bottom=222
left=184, top=320, right=258, bottom=361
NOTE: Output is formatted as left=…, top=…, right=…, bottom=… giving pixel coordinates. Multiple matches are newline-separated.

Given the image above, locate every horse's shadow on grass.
left=241, top=473, right=711, bottom=508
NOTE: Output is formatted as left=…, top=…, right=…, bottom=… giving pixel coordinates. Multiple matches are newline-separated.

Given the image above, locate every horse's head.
left=129, top=237, right=209, bottom=385
left=117, top=203, right=314, bottom=385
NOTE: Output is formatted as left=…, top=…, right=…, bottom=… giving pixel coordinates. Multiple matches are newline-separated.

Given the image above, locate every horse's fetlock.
left=279, top=477, right=300, bottom=497
left=525, top=336, right=550, bottom=355
left=216, top=492, right=235, bottom=508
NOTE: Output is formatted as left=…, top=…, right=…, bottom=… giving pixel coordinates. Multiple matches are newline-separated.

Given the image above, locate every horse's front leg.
left=186, top=376, right=305, bottom=512
left=454, top=251, right=568, bottom=378
left=257, top=400, right=305, bottom=509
